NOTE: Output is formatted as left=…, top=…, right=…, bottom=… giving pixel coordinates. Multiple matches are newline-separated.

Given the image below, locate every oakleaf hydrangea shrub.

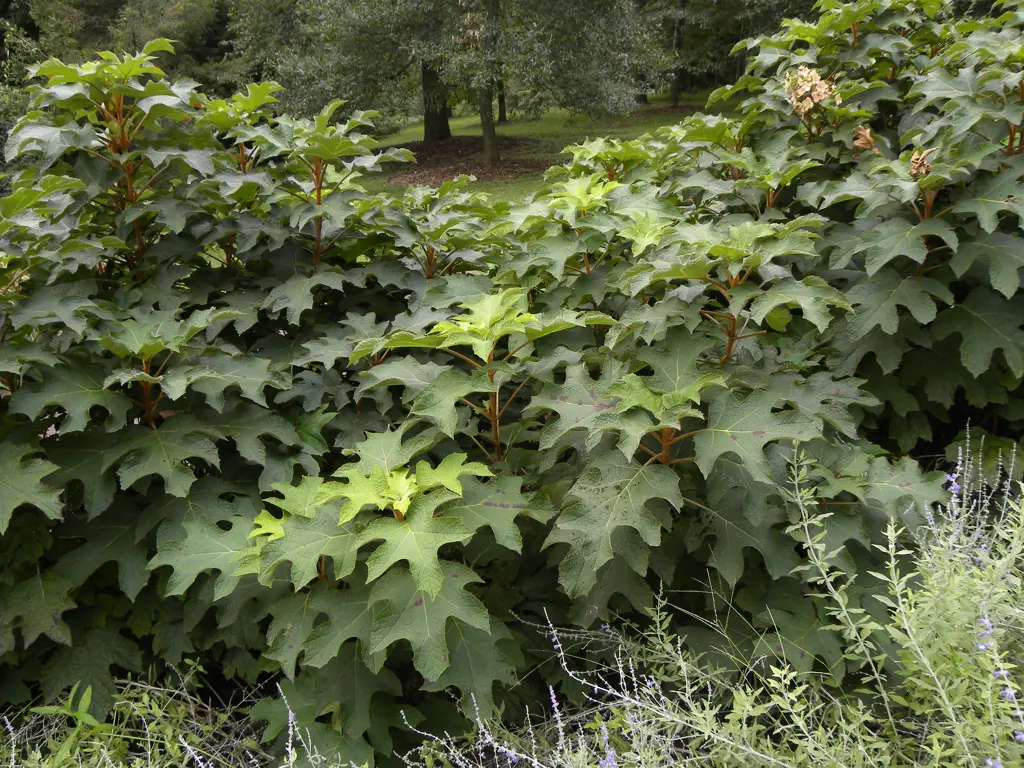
left=0, top=0, right=1022, bottom=763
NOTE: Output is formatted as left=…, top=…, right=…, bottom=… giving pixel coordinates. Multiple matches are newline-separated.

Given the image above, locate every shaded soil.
left=388, top=136, right=554, bottom=186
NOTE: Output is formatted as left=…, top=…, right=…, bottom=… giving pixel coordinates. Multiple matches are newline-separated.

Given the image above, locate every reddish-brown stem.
left=441, top=348, right=482, bottom=368
left=582, top=251, right=592, bottom=274
left=504, top=340, right=534, bottom=362
left=498, top=378, right=529, bottom=419
left=719, top=313, right=739, bottom=364
left=468, top=433, right=490, bottom=458
left=704, top=278, right=732, bottom=300
left=312, top=158, right=325, bottom=270
left=486, top=346, right=501, bottom=462
left=138, top=359, right=161, bottom=429
left=670, top=429, right=705, bottom=445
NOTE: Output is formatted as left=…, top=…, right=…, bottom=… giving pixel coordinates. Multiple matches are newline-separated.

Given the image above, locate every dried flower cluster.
left=910, top=147, right=939, bottom=177
left=783, top=66, right=841, bottom=116
left=854, top=125, right=882, bottom=155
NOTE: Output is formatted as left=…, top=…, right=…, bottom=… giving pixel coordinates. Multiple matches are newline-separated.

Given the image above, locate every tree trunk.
left=668, top=68, right=685, bottom=108
left=422, top=61, right=451, bottom=144
left=497, top=80, right=508, bottom=123
left=478, top=86, right=500, bottom=165
left=635, top=91, right=649, bottom=105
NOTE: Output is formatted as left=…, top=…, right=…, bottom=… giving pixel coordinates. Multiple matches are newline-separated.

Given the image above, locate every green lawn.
left=364, top=90, right=725, bottom=201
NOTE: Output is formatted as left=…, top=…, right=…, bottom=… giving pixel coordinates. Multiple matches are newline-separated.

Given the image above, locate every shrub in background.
left=1, top=0, right=1022, bottom=764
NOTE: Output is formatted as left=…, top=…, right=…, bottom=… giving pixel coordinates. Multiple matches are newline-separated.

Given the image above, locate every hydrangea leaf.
left=358, top=493, right=471, bottom=597
left=368, top=562, right=490, bottom=682
left=9, top=364, right=131, bottom=433
left=302, top=576, right=380, bottom=671
left=414, top=453, right=492, bottom=495
left=845, top=269, right=952, bottom=339
left=409, top=368, right=497, bottom=437
left=0, top=573, right=76, bottom=653
left=693, top=390, right=821, bottom=484
left=421, top=619, right=518, bottom=719
left=950, top=230, right=1024, bottom=299
left=259, top=506, right=364, bottom=589
left=932, top=288, right=1024, bottom=377
left=148, top=514, right=252, bottom=598
left=444, top=475, right=531, bottom=552
left=749, top=276, right=851, bottom=332
left=0, top=444, right=63, bottom=533
left=55, top=505, right=149, bottom=600
left=40, top=627, right=142, bottom=718
left=161, top=354, right=290, bottom=410
left=527, top=360, right=655, bottom=457
left=105, top=416, right=224, bottom=497
left=544, top=450, right=681, bottom=597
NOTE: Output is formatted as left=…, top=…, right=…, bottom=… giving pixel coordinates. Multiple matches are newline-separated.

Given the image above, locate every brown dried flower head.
left=853, top=125, right=881, bottom=155
left=909, top=147, right=939, bottom=178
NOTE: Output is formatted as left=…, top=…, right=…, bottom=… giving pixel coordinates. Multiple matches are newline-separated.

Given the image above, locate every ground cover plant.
left=0, top=0, right=1023, bottom=765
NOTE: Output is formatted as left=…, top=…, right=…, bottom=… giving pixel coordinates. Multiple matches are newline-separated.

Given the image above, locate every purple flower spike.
left=994, top=670, right=1011, bottom=680
left=1001, top=687, right=1017, bottom=701
left=985, top=759, right=1003, bottom=768
left=979, top=642, right=995, bottom=651
left=1015, top=731, right=1024, bottom=743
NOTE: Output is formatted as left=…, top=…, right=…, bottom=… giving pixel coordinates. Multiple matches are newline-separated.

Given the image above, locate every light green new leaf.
left=265, top=476, right=338, bottom=519
left=341, top=423, right=441, bottom=475
left=414, top=454, right=492, bottom=494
